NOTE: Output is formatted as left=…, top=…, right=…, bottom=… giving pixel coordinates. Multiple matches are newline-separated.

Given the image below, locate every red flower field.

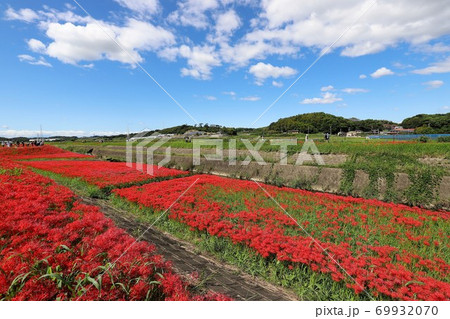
left=23, top=160, right=188, bottom=189
left=0, top=161, right=228, bottom=301
left=114, top=174, right=450, bottom=301
left=2, top=144, right=449, bottom=301
left=0, top=145, right=92, bottom=160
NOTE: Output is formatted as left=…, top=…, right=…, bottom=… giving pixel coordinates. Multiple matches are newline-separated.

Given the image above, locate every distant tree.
left=415, top=126, right=436, bottom=134
left=267, top=112, right=396, bottom=134
left=402, top=113, right=450, bottom=133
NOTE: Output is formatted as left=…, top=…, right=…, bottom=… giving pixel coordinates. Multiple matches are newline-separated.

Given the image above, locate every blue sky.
left=1, top=0, right=449, bottom=137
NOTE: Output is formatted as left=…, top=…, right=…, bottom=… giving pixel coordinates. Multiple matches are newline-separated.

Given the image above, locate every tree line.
left=401, top=113, right=450, bottom=134
left=267, top=112, right=395, bottom=134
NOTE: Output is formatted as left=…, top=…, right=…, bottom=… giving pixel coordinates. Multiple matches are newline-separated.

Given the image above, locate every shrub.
left=437, top=136, right=450, bottom=142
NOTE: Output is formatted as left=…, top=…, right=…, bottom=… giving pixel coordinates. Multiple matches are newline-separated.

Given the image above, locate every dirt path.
left=81, top=197, right=298, bottom=301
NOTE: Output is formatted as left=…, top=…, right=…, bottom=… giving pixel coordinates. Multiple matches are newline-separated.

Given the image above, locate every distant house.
left=388, top=126, right=415, bottom=134
left=288, top=130, right=299, bottom=134
left=346, top=130, right=362, bottom=137
left=383, top=123, right=397, bottom=130
left=184, top=130, right=206, bottom=137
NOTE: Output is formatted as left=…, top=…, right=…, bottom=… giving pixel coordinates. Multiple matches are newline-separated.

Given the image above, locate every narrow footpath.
left=81, top=197, right=298, bottom=301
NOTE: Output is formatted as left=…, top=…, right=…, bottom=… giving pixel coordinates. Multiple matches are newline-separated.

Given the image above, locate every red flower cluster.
left=114, top=175, right=450, bottom=301
left=0, top=145, right=92, bottom=160
left=23, top=160, right=188, bottom=189
left=0, top=161, right=229, bottom=301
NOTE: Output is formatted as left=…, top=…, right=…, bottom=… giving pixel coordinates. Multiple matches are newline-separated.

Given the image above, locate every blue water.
left=368, top=134, right=450, bottom=140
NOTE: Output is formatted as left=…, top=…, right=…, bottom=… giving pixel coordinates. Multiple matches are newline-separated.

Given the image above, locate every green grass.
left=109, top=195, right=376, bottom=301
left=50, top=138, right=450, bottom=208
left=338, top=152, right=446, bottom=206
left=50, top=136, right=450, bottom=159
left=29, top=168, right=192, bottom=197
left=31, top=168, right=106, bottom=198
left=32, top=165, right=449, bottom=300
left=30, top=168, right=376, bottom=300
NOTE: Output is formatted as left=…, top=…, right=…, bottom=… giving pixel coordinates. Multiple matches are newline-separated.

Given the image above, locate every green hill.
left=267, top=112, right=395, bottom=134
left=401, top=113, right=450, bottom=134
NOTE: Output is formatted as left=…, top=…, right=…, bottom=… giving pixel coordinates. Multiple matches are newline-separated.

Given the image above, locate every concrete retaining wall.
left=65, top=145, right=450, bottom=210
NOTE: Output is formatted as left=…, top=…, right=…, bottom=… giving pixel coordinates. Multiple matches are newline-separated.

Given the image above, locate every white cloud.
left=7, top=1, right=450, bottom=84
left=223, top=91, right=237, bottom=99
left=27, top=39, right=46, bottom=53
left=220, top=38, right=297, bottom=67
left=392, top=62, right=413, bottom=69
left=0, top=129, right=124, bottom=138
left=44, top=19, right=175, bottom=66
left=18, top=54, right=52, bottom=67
left=6, top=5, right=175, bottom=67
left=412, top=57, right=450, bottom=75
left=114, top=0, right=160, bottom=15
left=341, top=88, right=369, bottom=94
left=249, top=62, right=297, bottom=85
left=441, top=106, right=449, bottom=111
left=204, top=95, right=217, bottom=100
left=422, top=80, right=444, bottom=89
left=178, top=45, right=221, bottom=80
left=240, top=96, right=261, bottom=101
left=321, top=85, right=334, bottom=92
left=215, top=9, right=241, bottom=35
left=168, top=0, right=219, bottom=29
left=253, top=0, right=450, bottom=57
left=371, top=67, right=394, bottom=78
left=359, top=74, right=367, bottom=79
left=5, top=8, right=39, bottom=22
left=301, top=92, right=342, bottom=104
left=272, top=80, right=283, bottom=87
left=414, top=43, right=450, bottom=54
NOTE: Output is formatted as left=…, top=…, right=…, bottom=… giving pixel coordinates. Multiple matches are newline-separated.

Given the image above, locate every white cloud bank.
left=177, top=45, right=221, bottom=80
left=43, top=19, right=175, bottom=66
left=341, top=88, right=369, bottom=94
left=257, top=0, right=450, bottom=57
left=5, top=8, right=39, bottom=22
left=272, top=80, right=283, bottom=87
left=321, top=85, right=334, bottom=92
left=0, top=130, right=124, bottom=138
left=413, top=57, right=450, bottom=75
left=301, top=92, right=342, bottom=104
left=422, top=80, right=444, bottom=89
left=249, top=62, right=297, bottom=85
left=18, top=54, right=52, bottom=67
left=240, top=96, right=261, bottom=101
left=5, top=1, right=450, bottom=81
left=168, top=0, right=219, bottom=29
left=371, top=67, right=394, bottom=78
left=114, top=0, right=160, bottom=16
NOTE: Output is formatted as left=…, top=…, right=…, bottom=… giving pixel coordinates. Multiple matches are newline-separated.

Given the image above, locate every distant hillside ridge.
left=401, top=113, right=450, bottom=134
left=268, top=112, right=395, bottom=134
